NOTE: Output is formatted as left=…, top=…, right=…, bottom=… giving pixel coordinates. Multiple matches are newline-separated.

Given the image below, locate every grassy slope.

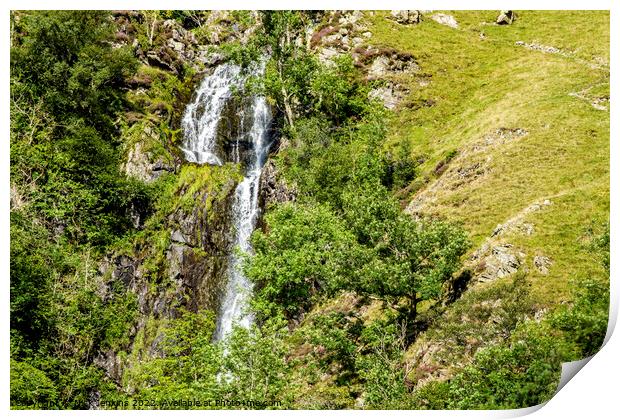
left=366, top=10, right=609, bottom=305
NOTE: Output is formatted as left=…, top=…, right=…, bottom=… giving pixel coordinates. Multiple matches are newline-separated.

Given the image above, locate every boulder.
left=368, top=82, right=409, bottom=110
left=477, top=244, right=523, bottom=282
left=389, top=10, right=422, bottom=25
left=534, top=255, right=552, bottom=275
left=496, top=10, right=515, bottom=25
left=431, top=13, right=458, bottom=28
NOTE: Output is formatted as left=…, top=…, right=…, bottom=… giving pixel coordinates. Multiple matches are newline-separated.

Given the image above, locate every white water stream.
left=181, top=61, right=272, bottom=341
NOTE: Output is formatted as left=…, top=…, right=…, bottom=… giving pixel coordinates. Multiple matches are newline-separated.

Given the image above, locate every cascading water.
left=180, top=63, right=244, bottom=165
left=214, top=96, right=271, bottom=341
left=181, top=61, right=272, bottom=341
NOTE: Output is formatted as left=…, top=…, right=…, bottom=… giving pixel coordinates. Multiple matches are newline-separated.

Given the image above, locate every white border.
left=2, top=1, right=617, bottom=419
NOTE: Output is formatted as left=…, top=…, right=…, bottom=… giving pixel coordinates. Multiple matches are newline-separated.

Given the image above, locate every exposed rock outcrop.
left=464, top=198, right=553, bottom=283
left=534, top=255, right=553, bottom=275
left=259, top=159, right=297, bottom=210
left=473, top=244, right=524, bottom=282
left=123, top=127, right=176, bottom=183
left=368, top=82, right=410, bottom=110
left=407, top=128, right=528, bottom=217
left=431, top=14, right=458, bottom=29
left=496, top=10, right=515, bottom=25
left=389, top=10, right=422, bottom=25
left=310, top=10, right=369, bottom=64
left=94, top=175, right=238, bottom=383
left=353, top=46, right=420, bottom=78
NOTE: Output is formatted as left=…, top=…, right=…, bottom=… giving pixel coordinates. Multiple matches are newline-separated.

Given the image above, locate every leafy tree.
left=258, top=11, right=316, bottom=128
left=247, top=203, right=359, bottom=320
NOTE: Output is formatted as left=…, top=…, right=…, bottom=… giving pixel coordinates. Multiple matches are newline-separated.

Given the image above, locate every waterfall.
left=181, top=61, right=272, bottom=341
left=180, top=62, right=244, bottom=165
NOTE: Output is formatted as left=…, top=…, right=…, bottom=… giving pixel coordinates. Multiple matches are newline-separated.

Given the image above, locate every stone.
left=368, top=82, right=409, bottom=110
left=431, top=13, right=458, bottom=29
left=496, top=10, right=515, bottom=25
left=534, top=255, right=552, bottom=275
left=477, top=244, right=522, bottom=282
left=318, top=46, right=341, bottom=64
left=146, top=50, right=177, bottom=73
left=93, top=349, right=123, bottom=382
left=365, top=52, right=419, bottom=78
left=170, top=229, right=188, bottom=244
left=259, top=159, right=297, bottom=210
left=389, top=10, right=422, bottom=25
left=124, top=140, right=174, bottom=183
left=515, top=41, right=561, bottom=54
left=338, top=10, right=363, bottom=26
left=168, top=39, right=185, bottom=52
left=368, top=56, right=391, bottom=78
left=518, top=223, right=535, bottom=236
left=88, top=390, right=101, bottom=410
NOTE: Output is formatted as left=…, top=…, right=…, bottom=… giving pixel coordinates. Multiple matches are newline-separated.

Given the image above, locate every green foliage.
left=10, top=10, right=610, bottom=411
left=443, top=322, right=578, bottom=409
left=11, top=10, right=148, bottom=247
left=355, top=321, right=412, bottom=409
left=10, top=213, right=60, bottom=355
left=550, top=278, right=609, bottom=357
left=413, top=224, right=610, bottom=409
left=12, top=11, right=136, bottom=139
left=10, top=360, right=59, bottom=409
left=550, top=224, right=610, bottom=356
left=247, top=203, right=358, bottom=320
left=308, top=55, right=372, bottom=125
left=120, top=313, right=292, bottom=409
left=10, top=10, right=150, bottom=409
left=222, top=322, right=293, bottom=405
left=248, top=176, right=468, bottom=323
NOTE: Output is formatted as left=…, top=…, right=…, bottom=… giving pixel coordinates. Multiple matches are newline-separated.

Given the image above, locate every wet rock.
left=389, top=10, right=422, bottom=25
left=496, top=10, right=515, bottom=25
left=214, top=94, right=274, bottom=170
left=94, top=172, right=239, bottom=380
left=534, top=255, right=552, bottom=275
left=431, top=14, right=458, bottom=29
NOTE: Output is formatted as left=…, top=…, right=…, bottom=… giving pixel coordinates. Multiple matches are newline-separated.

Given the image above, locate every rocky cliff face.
left=92, top=11, right=265, bottom=383
left=94, top=170, right=238, bottom=382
